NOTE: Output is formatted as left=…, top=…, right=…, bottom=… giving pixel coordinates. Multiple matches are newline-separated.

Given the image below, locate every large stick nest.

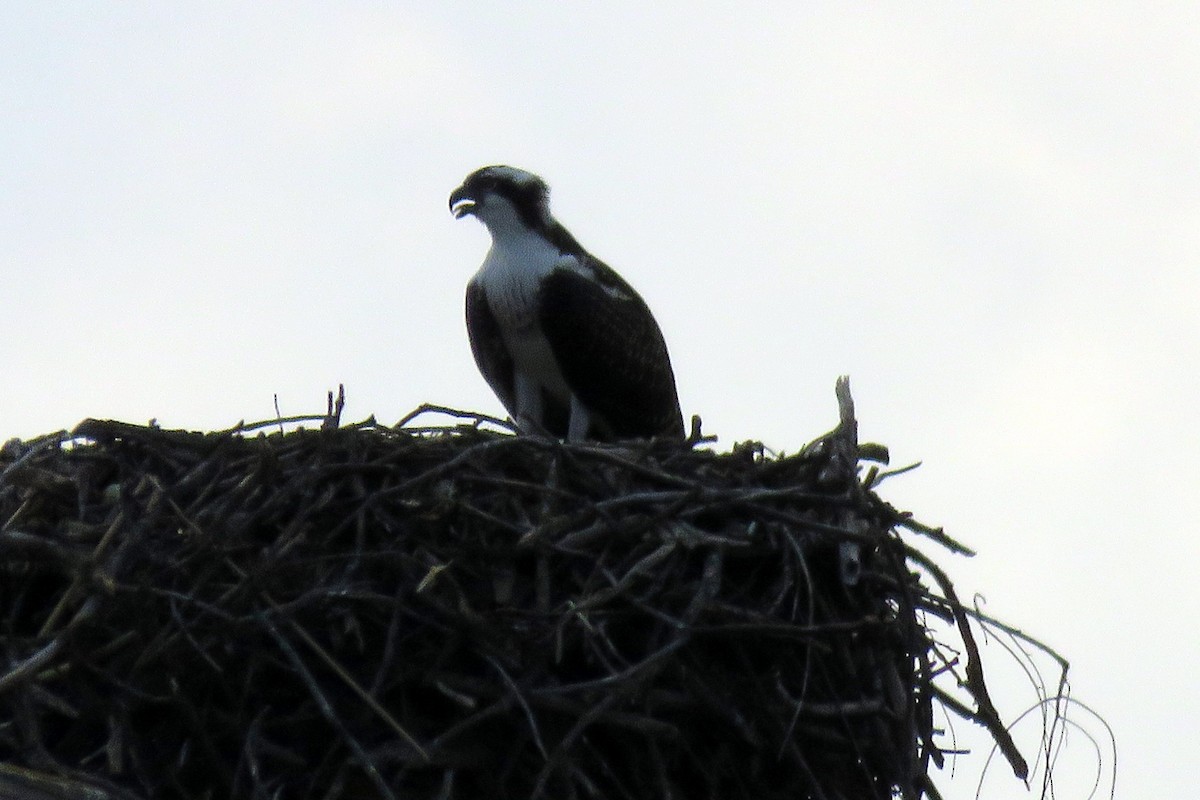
left=0, top=382, right=1029, bottom=799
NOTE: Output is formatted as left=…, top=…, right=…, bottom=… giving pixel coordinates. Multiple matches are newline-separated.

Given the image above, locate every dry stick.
left=0, top=528, right=82, bottom=565
left=396, top=403, right=515, bottom=432
left=0, top=764, right=147, bottom=800
left=225, top=413, right=333, bottom=437
left=532, top=549, right=723, bottom=796
left=485, top=654, right=550, bottom=760
left=775, top=677, right=886, bottom=719
left=877, top=531, right=945, bottom=792
left=459, top=473, right=583, bottom=502
left=779, top=521, right=818, bottom=743
left=685, top=548, right=724, bottom=622
left=918, top=774, right=947, bottom=800
left=0, top=433, right=65, bottom=486
left=530, top=693, right=621, bottom=800
left=527, top=695, right=679, bottom=739
left=70, top=418, right=228, bottom=448
left=257, top=611, right=399, bottom=800
left=321, top=384, right=346, bottom=432
left=225, top=560, right=429, bottom=763
left=893, top=514, right=976, bottom=557
left=409, top=696, right=516, bottom=780
left=905, top=546, right=1029, bottom=780
left=37, top=505, right=129, bottom=636
left=572, top=541, right=678, bottom=613
left=277, top=607, right=429, bottom=762
left=734, top=504, right=882, bottom=544
left=536, top=636, right=690, bottom=698
left=166, top=595, right=224, bottom=675
left=566, top=491, right=728, bottom=554
left=961, top=604, right=1072, bottom=797
left=368, top=585, right=408, bottom=698
left=565, top=485, right=843, bottom=522
left=955, top=604, right=1070, bottom=677
left=235, top=710, right=274, bottom=800
left=377, top=437, right=519, bottom=499
left=695, top=618, right=882, bottom=639
left=911, top=613, right=945, bottom=773
left=0, top=638, right=64, bottom=695
left=553, top=443, right=701, bottom=490
left=4, top=486, right=153, bottom=692
left=866, top=460, right=923, bottom=486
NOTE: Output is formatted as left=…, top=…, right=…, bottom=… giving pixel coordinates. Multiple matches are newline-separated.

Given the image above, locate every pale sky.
left=3, top=4, right=1197, bottom=797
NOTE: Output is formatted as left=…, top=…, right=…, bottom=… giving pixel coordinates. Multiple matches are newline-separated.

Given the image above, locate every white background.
left=4, top=4, right=1196, bottom=797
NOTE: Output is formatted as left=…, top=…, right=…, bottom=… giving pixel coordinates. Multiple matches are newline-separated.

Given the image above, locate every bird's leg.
left=567, top=395, right=591, bottom=442
left=513, top=372, right=546, bottom=435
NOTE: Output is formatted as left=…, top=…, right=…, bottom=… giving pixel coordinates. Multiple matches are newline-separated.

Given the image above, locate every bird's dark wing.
left=465, top=280, right=517, bottom=418
left=538, top=260, right=684, bottom=440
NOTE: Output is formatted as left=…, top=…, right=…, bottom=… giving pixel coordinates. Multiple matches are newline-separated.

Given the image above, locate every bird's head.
left=449, top=166, right=551, bottom=235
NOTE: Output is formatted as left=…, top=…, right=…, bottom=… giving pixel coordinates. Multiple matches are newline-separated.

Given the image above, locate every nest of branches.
left=0, top=382, right=1030, bottom=800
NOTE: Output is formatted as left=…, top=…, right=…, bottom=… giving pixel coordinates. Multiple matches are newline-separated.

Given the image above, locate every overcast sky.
left=3, top=4, right=1197, bottom=797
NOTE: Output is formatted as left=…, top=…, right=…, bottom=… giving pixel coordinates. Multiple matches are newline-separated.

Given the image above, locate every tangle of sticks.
left=0, top=381, right=1042, bottom=799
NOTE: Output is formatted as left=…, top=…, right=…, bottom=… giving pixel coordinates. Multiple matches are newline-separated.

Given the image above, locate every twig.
left=906, top=546, right=1029, bottom=780
left=322, top=384, right=346, bottom=432
left=258, top=612, right=400, bottom=800
left=396, top=403, right=515, bottom=431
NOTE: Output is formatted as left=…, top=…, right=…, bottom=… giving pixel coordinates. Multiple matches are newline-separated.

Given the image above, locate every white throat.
left=473, top=194, right=540, bottom=240
left=471, top=195, right=571, bottom=330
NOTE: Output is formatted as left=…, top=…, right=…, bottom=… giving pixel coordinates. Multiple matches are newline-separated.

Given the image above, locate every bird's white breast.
left=474, top=233, right=563, bottom=328
left=474, top=231, right=576, bottom=400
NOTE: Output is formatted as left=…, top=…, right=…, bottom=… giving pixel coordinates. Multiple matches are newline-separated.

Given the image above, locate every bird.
left=449, top=165, right=684, bottom=442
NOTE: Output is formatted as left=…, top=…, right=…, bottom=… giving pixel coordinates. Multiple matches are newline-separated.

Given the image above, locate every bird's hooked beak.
left=449, top=185, right=476, bottom=219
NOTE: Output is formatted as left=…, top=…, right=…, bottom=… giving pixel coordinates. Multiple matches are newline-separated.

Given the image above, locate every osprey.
left=449, top=165, right=684, bottom=442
